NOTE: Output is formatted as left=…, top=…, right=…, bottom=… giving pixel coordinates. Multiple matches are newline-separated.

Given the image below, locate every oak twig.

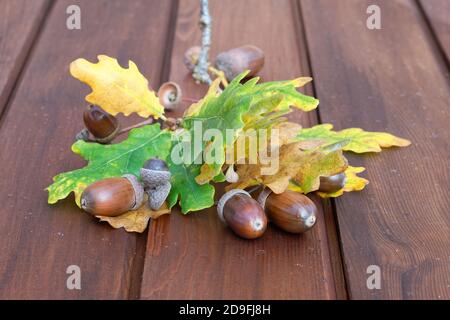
left=193, top=0, right=213, bottom=84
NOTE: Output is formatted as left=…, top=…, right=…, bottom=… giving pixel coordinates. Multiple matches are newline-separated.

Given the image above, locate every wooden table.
left=0, top=0, right=448, bottom=300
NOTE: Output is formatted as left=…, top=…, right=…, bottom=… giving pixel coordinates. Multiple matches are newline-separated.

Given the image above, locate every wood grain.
left=418, top=0, right=450, bottom=63
left=140, top=0, right=346, bottom=300
left=301, top=0, right=450, bottom=299
left=0, top=0, right=175, bottom=299
left=0, top=0, right=50, bottom=117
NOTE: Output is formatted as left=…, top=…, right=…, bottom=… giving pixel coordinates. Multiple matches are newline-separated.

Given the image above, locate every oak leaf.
left=166, top=130, right=215, bottom=214
left=70, top=55, right=164, bottom=119
left=228, top=141, right=348, bottom=194
left=47, top=124, right=171, bottom=205
left=185, top=72, right=319, bottom=184
left=97, top=196, right=170, bottom=233
left=296, top=124, right=411, bottom=153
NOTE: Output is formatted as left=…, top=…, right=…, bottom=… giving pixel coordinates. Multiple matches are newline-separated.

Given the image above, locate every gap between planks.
left=128, top=0, right=181, bottom=300
left=415, top=0, right=450, bottom=73
left=0, top=0, right=55, bottom=129
left=294, top=0, right=348, bottom=300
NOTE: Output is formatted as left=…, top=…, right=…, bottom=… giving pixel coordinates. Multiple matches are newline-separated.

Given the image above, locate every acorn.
left=83, top=105, right=120, bottom=143
left=158, top=82, right=182, bottom=111
left=215, top=45, right=265, bottom=81
left=183, top=46, right=201, bottom=71
left=217, top=189, right=267, bottom=239
left=319, top=173, right=346, bottom=193
left=258, top=189, right=317, bottom=234
left=140, top=158, right=171, bottom=210
left=80, top=175, right=144, bottom=217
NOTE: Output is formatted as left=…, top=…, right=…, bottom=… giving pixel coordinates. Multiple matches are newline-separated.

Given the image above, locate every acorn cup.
left=158, top=82, right=182, bottom=111
left=258, top=189, right=317, bottom=234
left=215, top=45, right=265, bottom=81
left=217, top=189, right=267, bottom=239
left=83, top=105, right=120, bottom=144
left=140, top=158, right=172, bottom=210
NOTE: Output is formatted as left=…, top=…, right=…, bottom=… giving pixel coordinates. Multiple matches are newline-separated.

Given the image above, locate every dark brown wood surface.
left=139, top=0, right=345, bottom=300
left=419, top=0, right=450, bottom=63
left=0, top=0, right=175, bottom=299
left=0, top=0, right=448, bottom=300
left=0, top=0, right=50, bottom=116
left=301, top=0, right=450, bottom=299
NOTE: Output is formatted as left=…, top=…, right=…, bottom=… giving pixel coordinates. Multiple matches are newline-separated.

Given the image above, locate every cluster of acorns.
left=79, top=154, right=345, bottom=240
left=216, top=172, right=345, bottom=239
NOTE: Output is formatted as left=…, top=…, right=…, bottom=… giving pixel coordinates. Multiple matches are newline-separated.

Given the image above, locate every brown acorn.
left=258, top=189, right=317, bottom=234
left=80, top=175, right=144, bottom=217
left=217, top=189, right=267, bottom=239
left=215, top=45, right=265, bottom=81
left=83, top=105, right=120, bottom=143
left=319, top=173, right=346, bottom=193
left=158, top=82, right=182, bottom=111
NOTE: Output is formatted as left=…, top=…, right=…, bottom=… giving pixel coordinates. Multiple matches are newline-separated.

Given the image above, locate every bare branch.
left=193, top=0, right=213, bottom=84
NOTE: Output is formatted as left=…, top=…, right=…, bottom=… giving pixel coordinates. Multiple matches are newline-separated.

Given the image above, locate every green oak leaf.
left=244, top=77, right=319, bottom=120
left=46, top=124, right=171, bottom=206
left=182, top=72, right=320, bottom=184
left=182, top=73, right=254, bottom=184
left=296, top=124, right=411, bottom=153
left=166, top=131, right=215, bottom=214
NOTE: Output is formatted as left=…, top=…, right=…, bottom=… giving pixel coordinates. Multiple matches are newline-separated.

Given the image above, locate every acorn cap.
left=140, top=159, right=171, bottom=188
left=148, top=181, right=171, bottom=211
left=122, top=174, right=144, bottom=210
left=257, top=188, right=272, bottom=210
left=158, top=82, right=182, bottom=111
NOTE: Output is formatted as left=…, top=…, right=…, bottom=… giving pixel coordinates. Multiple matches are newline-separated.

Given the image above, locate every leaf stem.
left=118, top=118, right=156, bottom=136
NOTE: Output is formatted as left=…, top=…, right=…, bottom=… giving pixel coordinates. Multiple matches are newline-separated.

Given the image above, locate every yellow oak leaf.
left=228, top=141, right=348, bottom=194
left=183, top=78, right=221, bottom=117
left=296, top=124, right=410, bottom=153
left=96, top=196, right=170, bottom=233
left=70, top=55, right=165, bottom=119
left=316, top=166, right=369, bottom=198
left=226, top=121, right=302, bottom=166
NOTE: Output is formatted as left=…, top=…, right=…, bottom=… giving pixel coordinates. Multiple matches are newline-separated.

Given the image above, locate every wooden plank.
left=0, top=0, right=175, bottom=299
left=418, top=0, right=450, bottom=63
left=140, top=0, right=346, bottom=300
left=300, top=0, right=450, bottom=299
left=0, top=0, right=50, bottom=117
